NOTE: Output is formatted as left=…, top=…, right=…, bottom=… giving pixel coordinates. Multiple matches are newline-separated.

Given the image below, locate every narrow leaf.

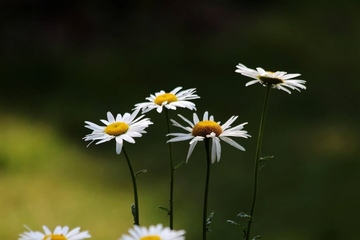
left=237, top=212, right=251, bottom=219
left=206, top=211, right=215, bottom=232
left=158, top=206, right=171, bottom=215
left=131, top=204, right=137, bottom=224
left=135, top=169, right=147, bottom=178
left=174, top=161, right=184, bottom=170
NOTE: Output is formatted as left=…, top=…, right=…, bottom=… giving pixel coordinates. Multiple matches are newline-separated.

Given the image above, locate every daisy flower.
left=167, top=111, right=250, bottom=163
left=18, top=225, right=91, bottom=240
left=119, top=224, right=185, bottom=240
left=134, top=86, right=200, bottom=113
left=83, top=109, right=153, bottom=154
left=235, top=63, right=306, bottom=94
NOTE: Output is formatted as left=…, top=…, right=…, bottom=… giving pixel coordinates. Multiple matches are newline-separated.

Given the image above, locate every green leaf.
left=226, top=220, right=240, bottom=226
left=259, top=155, right=274, bottom=170
left=131, top=204, right=137, bottom=224
left=227, top=219, right=247, bottom=237
left=158, top=206, right=170, bottom=215
left=135, top=169, right=147, bottom=178
left=206, top=211, right=215, bottom=232
left=260, top=155, right=274, bottom=161
left=237, top=212, right=251, bottom=219
left=174, top=161, right=184, bottom=170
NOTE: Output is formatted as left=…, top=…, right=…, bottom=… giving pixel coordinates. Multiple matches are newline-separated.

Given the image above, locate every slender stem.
left=202, top=138, right=211, bottom=240
left=165, top=109, right=175, bottom=229
left=123, top=147, right=140, bottom=225
left=246, top=85, right=271, bottom=240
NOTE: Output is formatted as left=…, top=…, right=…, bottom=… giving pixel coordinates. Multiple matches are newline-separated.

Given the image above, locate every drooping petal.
left=186, top=140, right=198, bottom=162
left=221, top=136, right=245, bottom=151
left=213, top=137, right=222, bottom=163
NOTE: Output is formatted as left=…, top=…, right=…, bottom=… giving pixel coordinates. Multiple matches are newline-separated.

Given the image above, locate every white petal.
left=61, top=226, right=69, bottom=235
left=256, top=67, right=266, bottom=74
left=167, top=134, right=194, bottom=143
left=213, top=137, right=221, bottom=163
left=156, top=106, right=163, bottom=113
left=107, top=111, right=115, bottom=123
left=277, top=85, right=292, bottom=94
left=245, top=79, right=260, bottom=87
left=203, top=111, right=209, bottom=121
left=282, top=73, right=301, bottom=79
left=177, top=114, right=195, bottom=128
left=66, top=227, right=81, bottom=238
left=193, top=112, right=200, bottom=124
left=115, top=139, right=123, bottom=154
left=170, top=86, right=183, bottom=94
left=221, top=115, right=238, bottom=130
left=121, top=134, right=136, bottom=144
left=186, top=141, right=198, bottom=162
left=220, top=136, right=245, bottom=151
left=170, top=119, right=192, bottom=132
left=43, top=226, right=51, bottom=235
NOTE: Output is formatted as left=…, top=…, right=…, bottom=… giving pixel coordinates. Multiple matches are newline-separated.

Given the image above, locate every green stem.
left=202, top=138, right=211, bottom=240
left=165, top=109, right=175, bottom=229
left=246, top=85, right=271, bottom=240
left=123, top=147, right=140, bottom=225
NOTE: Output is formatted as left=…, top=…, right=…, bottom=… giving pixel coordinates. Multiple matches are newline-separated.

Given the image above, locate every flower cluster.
left=19, top=224, right=185, bottom=240
left=83, top=85, right=252, bottom=163
left=18, top=63, right=306, bottom=240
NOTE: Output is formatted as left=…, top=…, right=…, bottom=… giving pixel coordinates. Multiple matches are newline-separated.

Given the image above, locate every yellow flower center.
left=192, top=121, right=222, bottom=137
left=154, top=93, right=178, bottom=105
left=259, top=72, right=284, bottom=85
left=140, top=236, right=161, bottom=240
left=43, top=235, right=67, bottom=240
left=104, top=122, right=129, bottom=136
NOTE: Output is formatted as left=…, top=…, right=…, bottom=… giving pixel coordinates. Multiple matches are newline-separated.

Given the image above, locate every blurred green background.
left=1, top=0, right=360, bottom=239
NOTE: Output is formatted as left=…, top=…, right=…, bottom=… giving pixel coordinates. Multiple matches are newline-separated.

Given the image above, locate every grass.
left=0, top=112, right=153, bottom=239
left=2, top=110, right=360, bottom=240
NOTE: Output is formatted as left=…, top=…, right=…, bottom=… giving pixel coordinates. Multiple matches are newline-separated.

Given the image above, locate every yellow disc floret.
left=104, top=122, right=129, bottom=136
left=43, top=235, right=67, bottom=240
left=192, top=121, right=222, bottom=137
left=154, top=93, right=178, bottom=105
left=140, top=236, right=161, bottom=240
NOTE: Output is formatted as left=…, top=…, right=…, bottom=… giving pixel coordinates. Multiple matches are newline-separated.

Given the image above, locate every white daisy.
left=167, top=111, right=250, bottom=163
left=134, top=86, right=200, bottom=113
left=83, top=109, right=153, bottom=154
left=18, top=225, right=91, bottom=240
left=119, top=224, right=185, bottom=240
left=235, top=63, right=306, bottom=94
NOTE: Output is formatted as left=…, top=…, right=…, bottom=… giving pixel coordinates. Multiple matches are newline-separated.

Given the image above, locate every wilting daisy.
left=83, top=109, right=153, bottom=154
left=18, top=225, right=91, bottom=240
left=119, top=224, right=185, bottom=240
left=134, top=86, right=200, bottom=113
left=167, top=111, right=250, bottom=163
left=235, top=63, right=306, bottom=94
